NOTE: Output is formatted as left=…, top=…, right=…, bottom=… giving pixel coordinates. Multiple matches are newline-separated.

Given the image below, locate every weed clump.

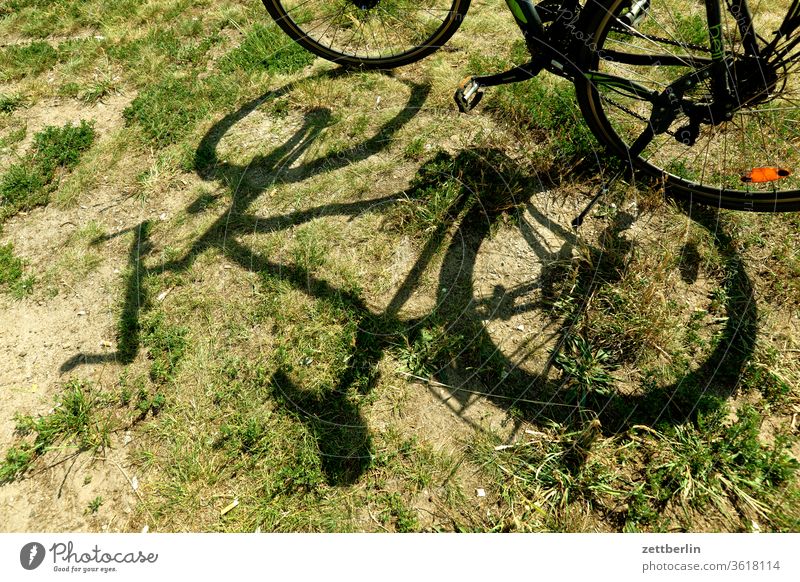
left=0, top=41, right=58, bottom=81
left=0, top=379, right=110, bottom=483
left=0, top=120, right=95, bottom=221
left=0, top=94, right=23, bottom=114
left=0, top=242, right=35, bottom=297
left=141, top=311, right=189, bottom=384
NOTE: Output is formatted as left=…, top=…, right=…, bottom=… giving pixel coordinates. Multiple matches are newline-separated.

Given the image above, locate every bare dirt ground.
left=1, top=93, right=163, bottom=532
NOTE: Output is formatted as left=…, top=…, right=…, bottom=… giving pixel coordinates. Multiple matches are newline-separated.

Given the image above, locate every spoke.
left=273, top=1, right=457, bottom=59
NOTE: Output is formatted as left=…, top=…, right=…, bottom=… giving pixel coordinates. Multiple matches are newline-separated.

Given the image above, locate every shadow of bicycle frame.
left=61, top=68, right=757, bottom=486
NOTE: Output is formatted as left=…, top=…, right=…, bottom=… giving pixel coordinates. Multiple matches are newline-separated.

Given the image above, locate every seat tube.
left=705, top=0, right=731, bottom=108
left=504, top=0, right=546, bottom=36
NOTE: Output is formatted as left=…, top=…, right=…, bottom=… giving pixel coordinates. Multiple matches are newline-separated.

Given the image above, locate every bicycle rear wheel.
left=262, top=0, right=470, bottom=68
left=575, top=0, right=800, bottom=211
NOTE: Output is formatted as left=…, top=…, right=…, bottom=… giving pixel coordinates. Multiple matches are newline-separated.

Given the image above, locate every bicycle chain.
left=596, top=79, right=688, bottom=140
left=596, top=23, right=713, bottom=140
left=598, top=93, right=680, bottom=139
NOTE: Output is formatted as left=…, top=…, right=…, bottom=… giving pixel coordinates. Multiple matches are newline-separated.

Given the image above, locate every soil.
left=0, top=93, right=142, bottom=532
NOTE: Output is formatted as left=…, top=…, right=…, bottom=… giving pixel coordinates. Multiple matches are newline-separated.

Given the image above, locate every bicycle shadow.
left=61, top=68, right=757, bottom=486
left=434, top=170, right=757, bottom=434
left=61, top=69, right=444, bottom=485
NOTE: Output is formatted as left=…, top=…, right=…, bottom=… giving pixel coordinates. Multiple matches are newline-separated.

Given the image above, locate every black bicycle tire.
left=262, top=0, right=471, bottom=69
left=574, top=0, right=800, bottom=212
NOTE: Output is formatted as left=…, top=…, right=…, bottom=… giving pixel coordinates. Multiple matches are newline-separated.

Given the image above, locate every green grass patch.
left=141, top=311, right=190, bottom=384
left=476, top=407, right=798, bottom=531
left=219, top=23, right=315, bottom=75
left=385, top=149, right=524, bottom=240
left=0, top=94, right=24, bottom=114
left=123, top=74, right=237, bottom=146
left=123, top=75, right=203, bottom=145
left=0, top=124, right=26, bottom=151
left=0, top=379, right=111, bottom=483
left=469, top=49, right=599, bottom=169
left=0, top=120, right=96, bottom=220
left=33, top=120, right=96, bottom=171
left=474, top=421, right=619, bottom=531
left=0, top=41, right=58, bottom=81
left=633, top=407, right=799, bottom=528
left=0, top=242, right=35, bottom=298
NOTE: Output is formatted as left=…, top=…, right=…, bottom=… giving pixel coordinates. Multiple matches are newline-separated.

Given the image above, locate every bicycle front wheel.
left=576, top=0, right=800, bottom=211
left=262, top=0, right=471, bottom=69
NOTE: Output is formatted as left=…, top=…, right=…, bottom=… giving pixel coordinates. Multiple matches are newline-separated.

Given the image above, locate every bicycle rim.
left=262, top=0, right=469, bottom=67
left=576, top=0, right=800, bottom=210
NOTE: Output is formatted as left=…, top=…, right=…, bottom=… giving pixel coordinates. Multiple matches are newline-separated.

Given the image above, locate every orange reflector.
left=741, top=167, right=792, bottom=183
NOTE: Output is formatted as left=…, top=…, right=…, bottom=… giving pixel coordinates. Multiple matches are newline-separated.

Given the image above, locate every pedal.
left=454, top=77, right=484, bottom=113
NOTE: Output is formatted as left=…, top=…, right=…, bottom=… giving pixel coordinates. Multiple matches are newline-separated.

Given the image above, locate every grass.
left=0, top=0, right=797, bottom=534
left=123, top=76, right=209, bottom=147
left=0, top=120, right=96, bottom=221
left=140, top=311, right=189, bottom=384
left=467, top=42, right=600, bottom=171
left=473, top=420, right=620, bottom=531
left=0, top=379, right=111, bottom=484
left=0, top=242, right=35, bottom=298
left=86, top=496, right=104, bottom=514
left=219, top=23, right=315, bottom=75
left=0, top=41, right=58, bottom=81
left=645, top=407, right=798, bottom=516
left=475, top=406, right=799, bottom=531
left=0, top=123, right=26, bottom=151
left=0, top=94, right=23, bottom=113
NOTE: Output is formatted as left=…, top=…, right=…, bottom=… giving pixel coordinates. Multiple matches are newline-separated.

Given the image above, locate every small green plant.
left=0, top=446, right=34, bottom=484
left=140, top=311, right=189, bottom=383
left=397, top=324, right=462, bottom=378
left=0, top=379, right=110, bottom=483
left=403, top=136, right=427, bottom=160
left=0, top=124, right=26, bottom=150
left=79, top=78, right=117, bottom=105
left=86, top=496, right=104, bottom=514
left=555, top=334, right=616, bottom=399
left=0, top=120, right=95, bottom=221
left=381, top=493, right=420, bottom=532
left=0, top=243, right=34, bottom=298
left=135, top=388, right=167, bottom=417
left=0, top=94, right=23, bottom=113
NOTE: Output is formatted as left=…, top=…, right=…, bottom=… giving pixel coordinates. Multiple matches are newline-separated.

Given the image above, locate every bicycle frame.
left=494, top=1, right=800, bottom=101
left=460, top=0, right=800, bottom=140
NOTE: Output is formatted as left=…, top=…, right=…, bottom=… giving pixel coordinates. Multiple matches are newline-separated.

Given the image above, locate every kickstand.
left=573, top=126, right=655, bottom=229
left=571, top=170, right=625, bottom=229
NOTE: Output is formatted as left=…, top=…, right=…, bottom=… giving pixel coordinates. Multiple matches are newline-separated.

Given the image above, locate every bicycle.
left=262, top=0, right=800, bottom=213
